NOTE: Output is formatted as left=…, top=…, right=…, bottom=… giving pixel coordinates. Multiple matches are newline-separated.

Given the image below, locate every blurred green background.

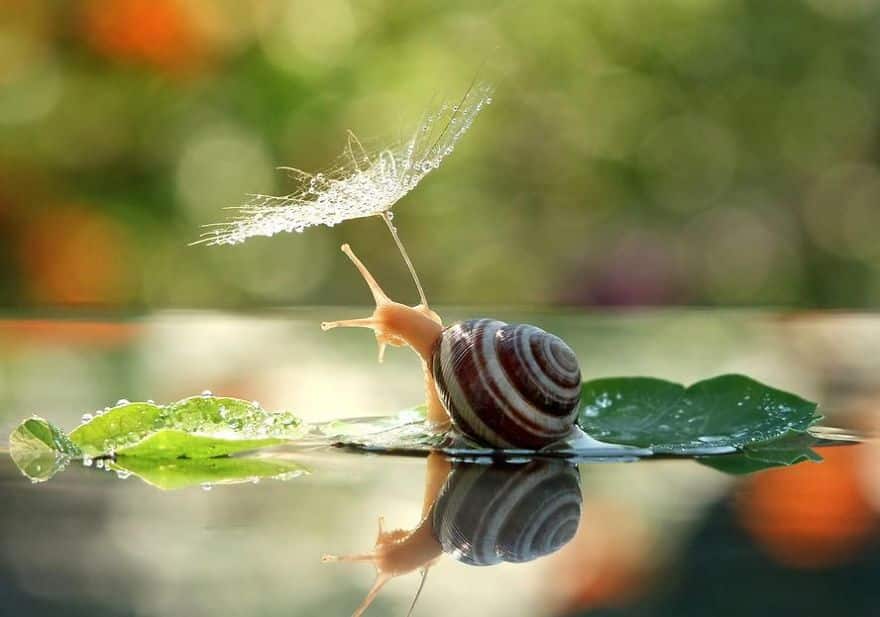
left=2, top=0, right=880, bottom=309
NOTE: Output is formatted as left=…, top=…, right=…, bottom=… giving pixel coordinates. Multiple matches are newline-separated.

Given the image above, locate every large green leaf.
left=9, top=416, right=80, bottom=482
left=68, top=396, right=304, bottom=458
left=578, top=374, right=821, bottom=453
left=109, top=456, right=307, bottom=490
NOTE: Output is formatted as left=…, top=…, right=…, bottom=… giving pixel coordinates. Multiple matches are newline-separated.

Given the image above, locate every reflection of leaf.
left=9, top=417, right=80, bottom=482
left=579, top=374, right=821, bottom=454
left=110, top=456, right=307, bottom=490
left=68, top=396, right=304, bottom=458
left=699, top=433, right=823, bottom=475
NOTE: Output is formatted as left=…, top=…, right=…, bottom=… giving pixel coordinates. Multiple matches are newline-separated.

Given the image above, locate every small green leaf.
left=578, top=374, right=821, bottom=453
left=110, top=456, right=307, bottom=490
left=69, top=402, right=164, bottom=456
left=116, top=430, right=283, bottom=458
left=68, top=396, right=305, bottom=458
left=9, top=416, right=81, bottom=482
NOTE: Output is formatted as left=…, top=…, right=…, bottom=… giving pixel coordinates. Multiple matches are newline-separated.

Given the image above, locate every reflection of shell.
left=431, top=460, right=582, bottom=566
left=432, top=319, right=582, bottom=449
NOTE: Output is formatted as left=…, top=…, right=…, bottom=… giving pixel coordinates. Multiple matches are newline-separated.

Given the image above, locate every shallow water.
left=2, top=309, right=880, bottom=616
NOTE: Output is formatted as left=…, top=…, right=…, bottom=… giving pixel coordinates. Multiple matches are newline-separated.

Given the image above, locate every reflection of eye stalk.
left=323, top=454, right=582, bottom=616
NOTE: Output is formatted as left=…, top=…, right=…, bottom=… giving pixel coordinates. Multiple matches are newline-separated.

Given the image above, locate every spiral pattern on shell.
left=431, top=319, right=582, bottom=449
left=431, top=461, right=582, bottom=566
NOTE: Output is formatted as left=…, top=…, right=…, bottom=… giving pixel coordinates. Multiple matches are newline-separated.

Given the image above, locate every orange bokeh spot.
left=549, top=502, right=652, bottom=612
left=18, top=206, right=134, bottom=306
left=738, top=445, right=876, bottom=569
left=0, top=320, right=140, bottom=348
left=79, top=0, right=205, bottom=72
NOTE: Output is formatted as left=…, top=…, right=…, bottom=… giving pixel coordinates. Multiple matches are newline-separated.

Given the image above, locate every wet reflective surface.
left=2, top=309, right=880, bottom=616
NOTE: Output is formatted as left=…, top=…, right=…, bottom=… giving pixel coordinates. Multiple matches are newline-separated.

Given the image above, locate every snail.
left=323, top=454, right=582, bottom=616
left=321, top=243, right=582, bottom=449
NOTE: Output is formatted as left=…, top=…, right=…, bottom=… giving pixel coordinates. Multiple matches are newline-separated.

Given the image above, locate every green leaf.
left=9, top=416, right=81, bottom=482
left=9, top=397, right=309, bottom=488
left=116, top=430, right=283, bottom=458
left=578, top=374, right=821, bottom=453
left=68, top=396, right=305, bottom=458
left=110, top=456, right=307, bottom=490
left=69, top=402, right=164, bottom=456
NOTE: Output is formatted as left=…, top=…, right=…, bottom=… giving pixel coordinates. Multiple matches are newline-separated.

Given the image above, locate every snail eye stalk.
left=320, top=244, right=442, bottom=364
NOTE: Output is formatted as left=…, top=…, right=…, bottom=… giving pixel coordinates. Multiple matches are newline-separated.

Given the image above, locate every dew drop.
left=201, top=390, right=213, bottom=397
left=201, top=483, right=213, bottom=492
left=81, top=413, right=93, bottom=423
left=116, top=399, right=130, bottom=406
left=82, top=457, right=93, bottom=467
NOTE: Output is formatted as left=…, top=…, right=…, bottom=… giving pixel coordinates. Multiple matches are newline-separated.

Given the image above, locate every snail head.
left=321, top=244, right=442, bottom=364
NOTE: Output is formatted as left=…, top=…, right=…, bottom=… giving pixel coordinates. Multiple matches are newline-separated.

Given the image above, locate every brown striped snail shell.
left=431, top=319, right=582, bottom=449
left=431, top=460, right=582, bottom=566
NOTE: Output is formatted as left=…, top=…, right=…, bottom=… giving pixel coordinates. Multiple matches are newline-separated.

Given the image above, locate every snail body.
left=322, top=244, right=582, bottom=449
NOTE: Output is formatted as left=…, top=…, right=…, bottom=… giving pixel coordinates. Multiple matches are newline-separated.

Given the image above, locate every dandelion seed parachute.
left=193, top=81, right=494, bottom=248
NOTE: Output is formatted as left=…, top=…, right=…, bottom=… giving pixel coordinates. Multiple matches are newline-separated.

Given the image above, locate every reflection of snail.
left=322, top=244, right=582, bottom=449
left=323, top=454, right=582, bottom=616
left=433, top=459, right=582, bottom=566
